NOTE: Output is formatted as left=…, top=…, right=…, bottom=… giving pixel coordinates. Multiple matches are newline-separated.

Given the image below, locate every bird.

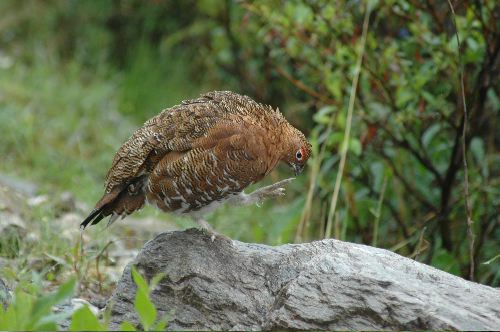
left=80, top=91, right=311, bottom=235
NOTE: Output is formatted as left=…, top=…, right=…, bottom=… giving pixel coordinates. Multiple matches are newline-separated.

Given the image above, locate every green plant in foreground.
left=0, top=267, right=169, bottom=331
left=0, top=278, right=76, bottom=331
left=69, top=305, right=107, bottom=331
left=124, top=267, right=170, bottom=331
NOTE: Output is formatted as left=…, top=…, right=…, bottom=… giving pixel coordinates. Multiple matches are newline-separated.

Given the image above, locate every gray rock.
left=0, top=174, right=38, bottom=197
left=0, top=278, right=11, bottom=310
left=107, top=229, right=500, bottom=331
left=54, top=298, right=100, bottom=330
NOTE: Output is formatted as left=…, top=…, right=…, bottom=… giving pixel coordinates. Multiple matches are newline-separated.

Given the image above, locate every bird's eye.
left=296, top=149, right=303, bottom=161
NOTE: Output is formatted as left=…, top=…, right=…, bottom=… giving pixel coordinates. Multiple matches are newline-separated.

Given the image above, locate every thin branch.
left=410, top=226, right=429, bottom=259
left=377, top=123, right=444, bottom=185
left=361, top=67, right=445, bottom=185
left=326, top=3, right=371, bottom=232
left=398, top=131, right=443, bottom=185
left=447, top=0, right=475, bottom=281
left=275, top=66, right=336, bottom=105
left=351, top=166, right=412, bottom=244
left=378, top=149, right=436, bottom=212
left=425, top=0, right=446, bottom=32
left=372, top=174, right=388, bottom=247
left=362, top=64, right=398, bottom=110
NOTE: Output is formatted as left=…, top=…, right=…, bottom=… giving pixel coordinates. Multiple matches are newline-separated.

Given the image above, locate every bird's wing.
left=103, top=100, right=225, bottom=194
left=81, top=99, right=228, bottom=228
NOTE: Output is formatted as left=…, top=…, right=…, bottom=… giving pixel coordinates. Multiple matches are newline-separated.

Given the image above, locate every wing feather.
left=103, top=99, right=225, bottom=193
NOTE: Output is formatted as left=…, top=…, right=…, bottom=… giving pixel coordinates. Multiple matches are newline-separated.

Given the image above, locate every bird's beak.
left=293, top=164, right=304, bottom=176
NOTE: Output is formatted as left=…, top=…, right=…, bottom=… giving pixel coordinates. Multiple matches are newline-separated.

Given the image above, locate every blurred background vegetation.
left=0, top=0, right=498, bottom=295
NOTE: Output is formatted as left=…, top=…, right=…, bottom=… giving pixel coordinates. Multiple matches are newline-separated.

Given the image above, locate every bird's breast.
left=145, top=149, right=250, bottom=215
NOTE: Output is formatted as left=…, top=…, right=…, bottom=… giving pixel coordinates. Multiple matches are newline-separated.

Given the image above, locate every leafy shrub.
left=0, top=268, right=168, bottom=331
left=0, top=278, right=76, bottom=331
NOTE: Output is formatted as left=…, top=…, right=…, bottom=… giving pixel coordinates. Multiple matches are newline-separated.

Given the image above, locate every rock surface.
left=0, top=278, right=10, bottom=310
left=108, top=229, right=500, bottom=331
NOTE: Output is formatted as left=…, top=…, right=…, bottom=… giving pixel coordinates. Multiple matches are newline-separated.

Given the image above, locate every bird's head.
left=281, top=127, right=312, bottom=176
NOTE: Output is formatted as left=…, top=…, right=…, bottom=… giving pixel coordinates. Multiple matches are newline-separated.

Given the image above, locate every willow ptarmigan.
left=81, top=91, right=311, bottom=234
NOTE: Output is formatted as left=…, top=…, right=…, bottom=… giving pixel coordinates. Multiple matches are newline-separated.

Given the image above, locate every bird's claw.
left=252, top=178, right=295, bottom=206
left=195, top=219, right=218, bottom=242
left=198, top=226, right=217, bottom=242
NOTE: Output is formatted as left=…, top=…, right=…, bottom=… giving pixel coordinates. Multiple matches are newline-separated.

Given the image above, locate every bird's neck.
left=263, top=122, right=293, bottom=175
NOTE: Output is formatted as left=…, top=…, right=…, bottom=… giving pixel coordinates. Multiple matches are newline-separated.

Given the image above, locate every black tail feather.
left=80, top=208, right=105, bottom=230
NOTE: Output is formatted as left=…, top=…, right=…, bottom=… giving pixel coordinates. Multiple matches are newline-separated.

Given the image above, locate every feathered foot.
left=194, top=218, right=218, bottom=242
left=232, top=177, right=295, bottom=207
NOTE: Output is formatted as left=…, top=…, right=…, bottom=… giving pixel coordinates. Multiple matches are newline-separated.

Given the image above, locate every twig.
left=381, top=126, right=444, bottom=185
left=425, top=0, right=445, bottom=32
left=372, top=174, right=388, bottom=247
left=447, top=0, right=475, bottom=281
left=379, top=149, right=436, bottom=211
left=410, top=226, right=429, bottom=259
left=275, top=66, right=336, bottom=105
left=296, top=104, right=337, bottom=241
left=349, top=155, right=413, bottom=248
left=326, top=2, right=372, bottom=230
left=95, top=240, right=114, bottom=293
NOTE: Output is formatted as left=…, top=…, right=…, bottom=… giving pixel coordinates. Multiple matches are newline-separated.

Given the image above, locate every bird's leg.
left=232, top=178, right=295, bottom=207
left=194, top=218, right=217, bottom=242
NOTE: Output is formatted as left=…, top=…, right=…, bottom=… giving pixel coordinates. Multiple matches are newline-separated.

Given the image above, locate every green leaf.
left=325, top=71, right=343, bottom=100
left=36, top=311, right=75, bottom=331
left=285, top=2, right=313, bottom=27
left=431, top=249, right=460, bottom=276
left=132, top=267, right=157, bottom=330
left=285, top=38, right=300, bottom=57
left=29, top=278, right=76, bottom=330
left=32, top=320, right=58, bottom=331
left=69, top=305, right=105, bottom=331
left=470, top=137, right=485, bottom=164
left=152, top=309, right=174, bottom=331
left=482, top=254, right=500, bottom=265
left=422, top=123, right=441, bottom=148
left=135, top=289, right=157, bottom=330
left=44, top=253, right=71, bottom=268
left=0, top=287, right=36, bottom=330
left=368, top=101, right=390, bottom=118
left=313, top=105, right=335, bottom=125
left=131, top=267, right=149, bottom=295
left=368, top=207, right=379, bottom=218
left=120, top=321, right=137, bottom=331
left=349, top=138, right=362, bottom=156
left=0, top=301, right=22, bottom=330
left=150, top=273, right=166, bottom=290
left=152, top=318, right=168, bottom=331
left=326, top=132, right=344, bottom=146
left=395, top=88, right=413, bottom=108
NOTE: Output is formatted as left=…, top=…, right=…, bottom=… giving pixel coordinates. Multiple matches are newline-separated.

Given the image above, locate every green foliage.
left=69, top=306, right=106, bottom=331
left=0, top=270, right=168, bottom=331
left=0, top=0, right=498, bottom=287
left=244, top=0, right=499, bottom=284
left=0, top=278, right=75, bottom=331
left=130, top=267, right=169, bottom=331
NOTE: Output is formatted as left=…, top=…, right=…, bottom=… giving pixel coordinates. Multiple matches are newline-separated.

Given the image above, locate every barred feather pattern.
left=81, top=91, right=311, bottom=228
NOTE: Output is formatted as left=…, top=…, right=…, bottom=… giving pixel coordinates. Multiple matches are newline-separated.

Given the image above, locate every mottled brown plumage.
left=81, top=91, right=311, bottom=230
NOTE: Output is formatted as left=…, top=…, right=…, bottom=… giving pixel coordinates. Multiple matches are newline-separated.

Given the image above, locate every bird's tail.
left=80, top=176, right=147, bottom=229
